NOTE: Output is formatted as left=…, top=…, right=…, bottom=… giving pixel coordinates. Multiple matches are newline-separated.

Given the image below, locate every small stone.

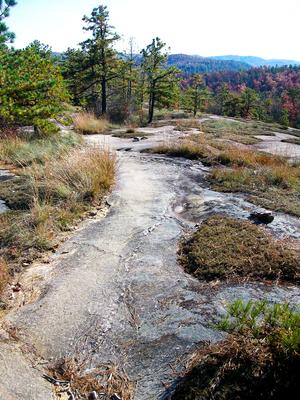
left=89, top=210, right=98, bottom=217
left=12, top=283, right=22, bottom=292
left=132, top=137, right=140, bottom=142
left=111, top=394, right=121, bottom=400
left=249, top=212, right=274, bottom=225
left=88, top=392, right=98, bottom=400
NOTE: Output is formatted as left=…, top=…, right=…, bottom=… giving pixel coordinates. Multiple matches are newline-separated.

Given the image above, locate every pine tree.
left=0, top=45, right=68, bottom=132
left=183, top=75, right=211, bottom=117
left=81, top=5, right=120, bottom=115
left=0, top=0, right=16, bottom=45
left=217, top=84, right=230, bottom=115
left=141, top=38, right=178, bottom=123
left=240, top=88, right=259, bottom=118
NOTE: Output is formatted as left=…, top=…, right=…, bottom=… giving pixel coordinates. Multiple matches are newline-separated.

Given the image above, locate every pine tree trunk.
left=101, top=79, right=107, bottom=115
left=148, top=84, right=155, bottom=124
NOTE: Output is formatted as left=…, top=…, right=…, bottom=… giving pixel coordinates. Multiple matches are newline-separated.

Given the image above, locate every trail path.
left=0, top=124, right=299, bottom=400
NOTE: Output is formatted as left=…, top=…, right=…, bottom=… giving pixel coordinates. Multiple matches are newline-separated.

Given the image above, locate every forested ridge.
left=0, top=2, right=299, bottom=131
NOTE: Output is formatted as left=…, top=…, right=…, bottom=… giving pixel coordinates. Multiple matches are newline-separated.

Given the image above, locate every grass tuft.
left=73, top=112, right=110, bottom=135
left=0, top=141, right=115, bottom=278
left=0, top=258, right=9, bottom=295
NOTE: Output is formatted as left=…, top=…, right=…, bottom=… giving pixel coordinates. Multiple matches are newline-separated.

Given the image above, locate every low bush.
left=179, top=215, right=300, bottom=283
left=172, top=300, right=300, bottom=400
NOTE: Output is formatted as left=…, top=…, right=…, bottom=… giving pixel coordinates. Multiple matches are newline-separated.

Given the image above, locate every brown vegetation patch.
left=0, top=144, right=115, bottom=279
left=112, top=130, right=150, bottom=139
left=281, top=137, right=300, bottom=145
left=171, top=300, right=300, bottom=400
left=47, top=357, right=135, bottom=400
left=200, top=118, right=278, bottom=144
left=211, top=163, right=300, bottom=217
left=0, top=258, right=9, bottom=295
left=73, top=112, right=110, bottom=135
left=149, top=131, right=300, bottom=216
left=179, top=215, right=300, bottom=283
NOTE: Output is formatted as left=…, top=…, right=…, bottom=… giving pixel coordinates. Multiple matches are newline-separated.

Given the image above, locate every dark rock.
left=111, top=395, right=121, bottom=400
left=88, top=391, right=98, bottom=400
left=249, top=212, right=274, bottom=225
left=116, top=147, right=132, bottom=152
left=132, top=137, right=141, bottom=142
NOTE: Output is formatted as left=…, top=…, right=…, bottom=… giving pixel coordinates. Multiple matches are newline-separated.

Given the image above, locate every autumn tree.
left=141, top=38, right=178, bottom=123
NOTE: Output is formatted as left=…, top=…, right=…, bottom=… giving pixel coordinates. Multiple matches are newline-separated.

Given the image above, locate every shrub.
left=33, top=119, right=60, bottom=137
left=172, top=300, right=300, bottom=400
left=0, top=46, right=68, bottom=128
left=73, top=112, right=109, bottom=134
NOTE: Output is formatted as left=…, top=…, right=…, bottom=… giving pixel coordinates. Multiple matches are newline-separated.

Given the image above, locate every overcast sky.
left=7, top=0, right=300, bottom=60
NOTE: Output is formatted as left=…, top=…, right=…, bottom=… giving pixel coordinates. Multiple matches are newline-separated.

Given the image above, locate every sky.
left=7, top=0, right=300, bottom=60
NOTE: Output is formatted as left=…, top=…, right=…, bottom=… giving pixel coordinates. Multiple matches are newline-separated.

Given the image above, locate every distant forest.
left=0, top=2, right=299, bottom=130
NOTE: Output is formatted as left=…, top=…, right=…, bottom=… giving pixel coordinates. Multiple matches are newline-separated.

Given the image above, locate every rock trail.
left=0, top=125, right=299, bottom=399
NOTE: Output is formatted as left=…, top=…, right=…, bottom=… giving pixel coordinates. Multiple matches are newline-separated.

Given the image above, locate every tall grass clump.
left=0, top=258, right=9, bottom=295
left=0, top=132, right=82, bottom=166
left=172, top=300, right=300, bottom=399
left=0, top=145, right=116, bottom=275
left=73, top=112, right=110, bottom=134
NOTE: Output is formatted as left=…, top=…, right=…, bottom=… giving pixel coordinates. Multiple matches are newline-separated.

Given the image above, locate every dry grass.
left=216, top=146, right=285, bottom=167
left=47, top=357, right=135, bottom=400
left=199, top=119, right=278, bottom=145
left=171, top=300, right=300, bottom=400
left=0, top=258, right=9, bottom=295
left=149, top=132, right=300, bottom=216
left=211, top=164, right=300, bottom=216
left=179, top=215, right=300, bottom=283
left=0, top=132, right=82, bottom=166
left=73, top=112, right=110, bottom=135
left=0, top=146, right=116, bottom=276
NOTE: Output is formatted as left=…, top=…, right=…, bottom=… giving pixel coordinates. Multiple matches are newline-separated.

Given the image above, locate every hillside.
left=211, top=55, right=300, bottom=67
left=167, top=54, right=250, bottom=73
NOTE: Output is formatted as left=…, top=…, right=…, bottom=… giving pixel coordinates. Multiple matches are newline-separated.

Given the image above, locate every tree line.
left=0, top=2, right=299, bottom=132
